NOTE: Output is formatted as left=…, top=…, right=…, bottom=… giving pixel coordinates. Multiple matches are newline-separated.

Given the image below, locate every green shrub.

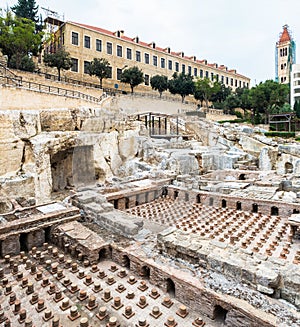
left=264, top=131, right=295, bottom=138
left=234, top=111, right=243, bottom=119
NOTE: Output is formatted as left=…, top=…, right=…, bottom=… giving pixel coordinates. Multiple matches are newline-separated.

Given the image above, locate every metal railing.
left=0, top=75, right=107, bottom=104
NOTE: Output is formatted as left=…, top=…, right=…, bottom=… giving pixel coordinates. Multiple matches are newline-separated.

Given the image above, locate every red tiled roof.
left=279, top=25, right=291, bottom=43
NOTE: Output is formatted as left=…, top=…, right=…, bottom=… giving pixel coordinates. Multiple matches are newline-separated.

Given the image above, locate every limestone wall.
left=0, top=86, right=103, bottom=110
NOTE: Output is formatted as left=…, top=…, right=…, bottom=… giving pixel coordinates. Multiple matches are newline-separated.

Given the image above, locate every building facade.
left=44, top=20, right=250, bottom=92
left=290, top=64, right=300, bottom=108
left=275, top=25, right=296, bottom=84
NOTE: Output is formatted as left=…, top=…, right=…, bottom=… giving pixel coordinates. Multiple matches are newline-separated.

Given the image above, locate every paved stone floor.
left=126, top=197, right=300, bottom=264
left=0, top=246, right=213, bottom=327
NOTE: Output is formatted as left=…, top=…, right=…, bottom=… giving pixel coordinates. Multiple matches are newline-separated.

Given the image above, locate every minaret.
left=275, top=25, right=296, bottom=84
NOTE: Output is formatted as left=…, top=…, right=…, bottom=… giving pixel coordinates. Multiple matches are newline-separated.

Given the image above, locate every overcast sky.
left=3, top=0, right=300, bottom=86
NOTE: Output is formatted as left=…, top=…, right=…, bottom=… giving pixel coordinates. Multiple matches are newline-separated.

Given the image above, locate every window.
left=153, top=55, right=157, bottom=66
left=117, top=45, right=122, bottom=57
left=71, top=58, right=78, bottom=72
left=107, top=66, right=112, bottom=78
left=216, top=74, right=219, bottom=82
left=96, top=39, right=102, bottom=52
left=62, top=33, right=65, bottom=45
left=72, top=32, right=79, bottom=46
left=127, top=48, right=132, bottom=60
left=161, top=58, right=165, bottom=68
left=239, top=80, right=242, bottom=87
left=211, top=72, right=214, bottom=80
left=188, top=66, right=191, bottom=75
left=168, top=60, right=172, bottom=70
left=205, top=71, right=209, bottom=78
left=117, top=68, right=122, bottom=80
left=145, top=74, right=149, bottom=86
left=200, top=69, right=203, bottom=78
left=221, top=75, right=224, bottom=83
left=145, top=53, right=149, bottom=64
left=182, top=64, right=185, bottom=73
left=230, top=78, right=233, bottom=86
left=226, top=77, right=229, bottom=84
left=175, top=62, right=179, bottom=72
left=84, top=61, right=90, bottom=74
left=107, top=42, right=112, bottom=55
left=136, top=51, right=141, bottom=62
left=84, top=35, right=90, bottom=48
left=235, top=79, right=238, bottom=87
left=194, top=68, right=197, bottom=76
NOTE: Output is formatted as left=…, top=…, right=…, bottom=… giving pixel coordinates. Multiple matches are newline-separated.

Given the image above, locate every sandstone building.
left=44, top=19, right=250, bottom=92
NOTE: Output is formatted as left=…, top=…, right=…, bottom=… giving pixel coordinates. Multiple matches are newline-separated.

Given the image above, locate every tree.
left=194, top=77, right=212, bottom=108
left=88, top=58, right=111, bottom=88
left=43, top=49, right=73, bottom=81
left=168, top=72, right=194, bottom=102
left=11, top=0, right=38, bottom=22
left=0, top=11, right=43, bottom=69
left=150, top=75, right=168, bottom=98
left=120, top=66, right=144, bottom=93
left=294, top=101, right=300, bottom=119
left=250, top=80, right=289, bottom=123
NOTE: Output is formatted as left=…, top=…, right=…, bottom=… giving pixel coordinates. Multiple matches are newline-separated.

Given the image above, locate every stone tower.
left=275, top=25, right=296, bottom=84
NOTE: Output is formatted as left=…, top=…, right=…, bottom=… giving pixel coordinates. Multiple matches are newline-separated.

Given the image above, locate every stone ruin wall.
left=0, top=108, right=143, bottom=208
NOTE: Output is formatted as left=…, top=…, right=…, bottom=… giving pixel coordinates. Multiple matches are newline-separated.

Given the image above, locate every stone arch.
left=166, top=278, right=175, bottom=297
left=98, top=248, right=107, bottom=262
left=238, top=173, right=246, bottom=180
left=209, top=197, right=214, bottom=206
left=196, top=194, right=201, bottom=203
left=213, top=304, right=228, bottom=322
left=252, top=203, right=258, bottom=213
left=121, top=255, right=130, bottom=269
left=236, top=201, right=242, bottom=210
left=174, top=190, right=179, bottom=200
left=285, top=162, right=293, bottom=174
left=140, top=265, right=150, bottom=279
left=271, top=206, right=279, bottom=216
left=221, top=199, right=227, bottom=208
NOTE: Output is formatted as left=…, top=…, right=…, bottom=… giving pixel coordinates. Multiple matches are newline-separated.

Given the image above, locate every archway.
left=19, top=233, right=28, bottom=252
left=122, top=255, right=130, bottom=269
left=236, top=201, right=242, bottom=210
left=239, top=174, right=246, bottom=180
left=209, top=197, right=214, bottom=206
left=221, top=199, right=227, bottom=208
left=166, top=278, right=175, bottom=297
left=185, top=193, right=189, bottom=201
left=140, top=266, right=150, bottom=279
left=98, top=248, right=107, bottom=262
left=293, top=209, right=300, bottom=214
left=271, top=206, right=279, bottom=216
left=44, top=226, right=51, bottom=243
left=285, top=162, right=293, bottom=174
left=174, top=190, right=179, bottom=200
left=196, top=194, right=201, bottom=204
left=213, top=305, right=228, bottom=322
left=252, top=203, right=258, bottom=213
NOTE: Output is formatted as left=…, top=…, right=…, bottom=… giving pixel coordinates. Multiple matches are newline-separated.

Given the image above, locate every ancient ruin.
left=0, top=66, right=300, bottom=327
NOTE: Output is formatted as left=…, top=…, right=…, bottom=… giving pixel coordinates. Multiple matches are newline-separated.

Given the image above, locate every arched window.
left=236, top=201, right=242, bottom=210
left=222, top=199, right=227, bottom=208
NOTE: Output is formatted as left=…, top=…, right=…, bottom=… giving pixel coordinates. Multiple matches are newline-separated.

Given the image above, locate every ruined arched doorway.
left=285, top=162, right=293, bottom=174
left=174, top=190, right=179, bottom=200
left=252, top=203, right=258, bottom=213
left=236, top=201, right=242, bottom=210
left=196, top=194, right=201, bottom=204
left=221, top=199, right=227, bottom=208
left=166, top=278, right=175, bottom=297
left=213, top=304, right=228, bottom=322
left=122, top=255, right=130, bottom=269
left=98, top=248, right=107, bottom=262
left=271, top=206, right=279, bottom=216
left=238, top=174, right=246, bottom=180
left=140, top=266, right=150, bottom=279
